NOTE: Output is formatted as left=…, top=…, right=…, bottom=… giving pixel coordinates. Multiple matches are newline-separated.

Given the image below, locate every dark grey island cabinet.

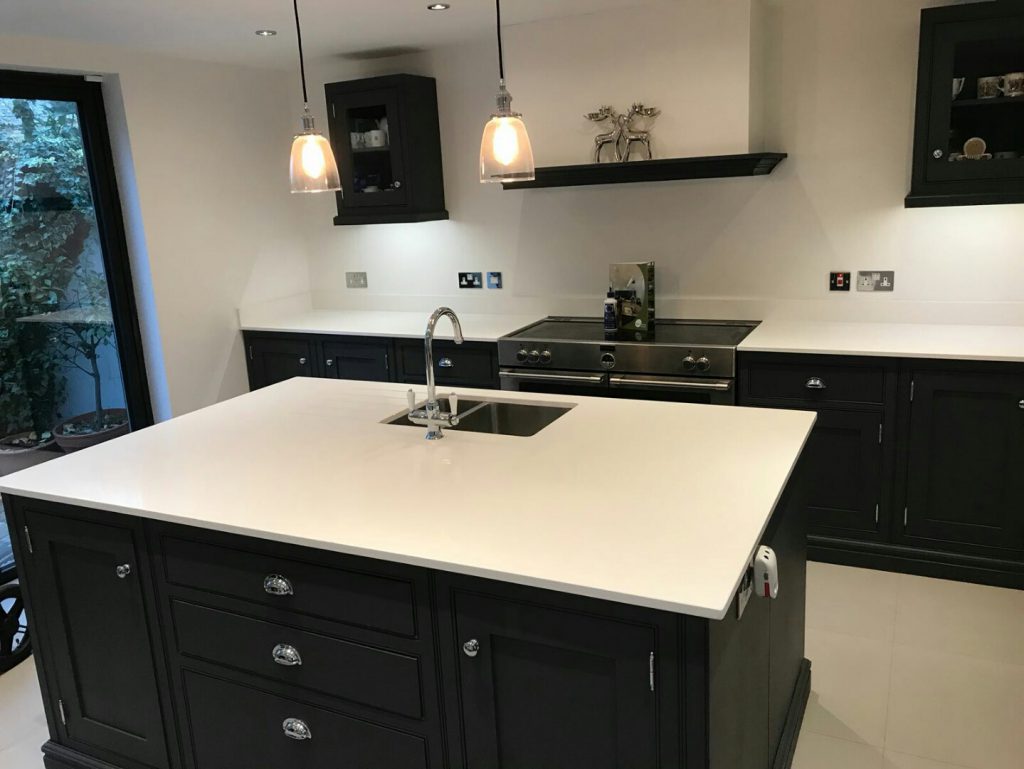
left=4, top=486, right=810, bottom=769
left=739, top=353, right=1024, bottom=588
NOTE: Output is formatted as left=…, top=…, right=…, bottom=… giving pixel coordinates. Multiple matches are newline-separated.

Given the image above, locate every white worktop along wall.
left=293, top=0, right=1024, bottom=327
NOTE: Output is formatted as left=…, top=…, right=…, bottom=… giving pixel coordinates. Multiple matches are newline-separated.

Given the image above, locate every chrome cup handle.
left=272, top=643, right=302, bottom=667
left=805, top=377, right=827, bottom=390
left=263, top=574, right=294, bottom=596
left=282, top=718, right=311, bottom=741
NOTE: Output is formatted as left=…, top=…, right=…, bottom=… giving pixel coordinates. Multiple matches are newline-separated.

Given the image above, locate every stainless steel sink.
left=386, top=398, right=572, bottom=437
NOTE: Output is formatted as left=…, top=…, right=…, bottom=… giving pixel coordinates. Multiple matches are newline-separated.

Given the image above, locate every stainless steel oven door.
left=499, top=370, right=609, bottom=396
left=608, top=374, right=735, bottom=405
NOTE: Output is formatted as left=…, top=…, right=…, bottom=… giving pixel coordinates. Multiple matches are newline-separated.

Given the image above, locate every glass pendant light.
left=289, top=0, right=340, bottom=193
left=480, top=0, right=535, bottom=183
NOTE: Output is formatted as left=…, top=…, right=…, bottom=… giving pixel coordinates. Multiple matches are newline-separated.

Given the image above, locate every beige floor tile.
left=793, top=731, right=884, bottom=769
left=0, top=736, right=45, bottom=769
left=0, top=659, right=47, bottom=753
left=807, top=562, right=900, bottom=642
left=882, top=749, right=975, bottom=769
left=802, top=628, right=893, bottom=747
left=894, top=573, right=1024, bottom=666
left=886, top=645, right=1024, bottom=769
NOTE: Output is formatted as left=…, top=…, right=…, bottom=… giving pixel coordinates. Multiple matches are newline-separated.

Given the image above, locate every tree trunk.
left=90, top=352, right=103, bottom=431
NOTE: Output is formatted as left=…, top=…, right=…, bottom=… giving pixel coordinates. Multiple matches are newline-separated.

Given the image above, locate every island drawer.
left=743, top=357, right=885, bottom=406
left=182, top=670, right=429, bottom=769
left=159, top=535, right=419, bottom=638
left=171, top=600, right=424, bottom=718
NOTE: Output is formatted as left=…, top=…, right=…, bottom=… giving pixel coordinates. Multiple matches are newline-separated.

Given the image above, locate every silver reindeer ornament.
left=585, top=103, right=661, bottom=163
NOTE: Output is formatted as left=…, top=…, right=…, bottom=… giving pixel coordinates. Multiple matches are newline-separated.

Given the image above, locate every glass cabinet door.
left=926, top=17, right=1024, bottom=183
left=332, top=89, right=408, bottom=208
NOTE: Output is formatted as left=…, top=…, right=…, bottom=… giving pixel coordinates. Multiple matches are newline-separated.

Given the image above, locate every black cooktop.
left=505, top=317, right=759, bottom=347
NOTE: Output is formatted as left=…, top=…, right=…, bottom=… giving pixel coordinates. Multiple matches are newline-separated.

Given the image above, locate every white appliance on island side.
left=1, top=375, right=816, bottom=769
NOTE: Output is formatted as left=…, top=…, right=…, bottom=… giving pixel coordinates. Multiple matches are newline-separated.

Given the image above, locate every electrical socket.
left=458, top=272, right=483, bottom=289
left=857, top=271, right=895, bottom=292
left=829, top=272, right=851, bottom=292
left=487, top=272, right=503, bottom=289
left=345, top=271, right=368, bottom=289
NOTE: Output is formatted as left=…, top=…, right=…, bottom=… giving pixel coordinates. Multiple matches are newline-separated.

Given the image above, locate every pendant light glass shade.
left=480, top=0, right=535, bottom=183
left=288, top=0, right=341, bottom=193
left=480, top=84, right=535, bottom=183
left=290, top=109, right=341, bottom=193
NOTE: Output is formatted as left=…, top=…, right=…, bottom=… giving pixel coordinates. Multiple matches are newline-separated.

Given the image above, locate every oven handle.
left=608, top=375, right=733, bottom=392
left=499, top=371, right=607, bottom=385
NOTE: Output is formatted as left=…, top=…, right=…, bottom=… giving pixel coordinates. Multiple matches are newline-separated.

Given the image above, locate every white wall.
left=0, top=35, right=309, bottom=418
left=300, top=0, right=1024, bottom=326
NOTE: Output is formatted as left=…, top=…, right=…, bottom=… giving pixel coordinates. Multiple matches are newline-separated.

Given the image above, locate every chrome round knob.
left=463, top=639, right=480, bottom=658
left=682, top=356, right=697, bottom=372
left=1018, top=399, right=1024, bottom=410
left=696, top=357, right=711, bottom=372
left=600, top=353, right=616, bottom=369
left=298, top=357, right=307, bottom=366
left=540, top=350, right=552, bottom=365
left=115, top=563, right=131, bottom=579
left=393, top=180, right=402, bottom=189
left=325, top=359, right=334, bottom=367
left=516, top=349, right=529, bottom=363
left=932, top=149, right=944, bottom=159
left=528, top=350, right=541, bottom=363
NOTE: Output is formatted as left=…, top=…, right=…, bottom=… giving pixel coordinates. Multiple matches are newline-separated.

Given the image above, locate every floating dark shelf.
left=351, top=145, right=392, bottom=153
left=952, top=97, right=1024, bottom=108
left=501, top=153, right=787, bottom=190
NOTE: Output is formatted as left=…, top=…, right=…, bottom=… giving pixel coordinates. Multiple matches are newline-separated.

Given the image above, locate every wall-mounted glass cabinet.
left=908, top=1, right=1024, bottom=207
left=325, top=74, right=448, bottom=225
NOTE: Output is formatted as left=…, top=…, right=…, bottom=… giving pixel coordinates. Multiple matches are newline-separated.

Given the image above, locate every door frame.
left=0, top=69, right=154, bottom=430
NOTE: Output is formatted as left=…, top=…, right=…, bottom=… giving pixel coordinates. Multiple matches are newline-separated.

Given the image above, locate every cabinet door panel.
left=906, top=372, right=1024, bottom=552
left=247, top=336, right=315, bottom=389
left=802, top=410, right=884, bottom=537
left=25, top=510, right=169, bottom=769
left=323, top=340, right=390, bottom=382
left=452, top=590, right=658, bottom=769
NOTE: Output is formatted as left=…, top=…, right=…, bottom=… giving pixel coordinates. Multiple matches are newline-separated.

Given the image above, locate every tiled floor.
left=0, top=563, right=1021, bottom=768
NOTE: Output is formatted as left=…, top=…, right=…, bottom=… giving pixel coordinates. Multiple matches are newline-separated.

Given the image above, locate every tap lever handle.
left=449, top=393, right=459, bottom=416
left=407, top=389, right=416, bottom=413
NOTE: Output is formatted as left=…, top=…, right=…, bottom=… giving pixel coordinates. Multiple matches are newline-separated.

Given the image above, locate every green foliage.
left=0, top=99, right=94, bottom=441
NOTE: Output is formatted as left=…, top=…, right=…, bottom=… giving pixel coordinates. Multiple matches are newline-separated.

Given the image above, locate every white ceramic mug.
left=953, top=77, right=965, bottom=99
left=365, top=129, right=387, bottom=148
left=1004, top=72, right=1024, bottom=97
left=977, top=76, right=1003, bottom=99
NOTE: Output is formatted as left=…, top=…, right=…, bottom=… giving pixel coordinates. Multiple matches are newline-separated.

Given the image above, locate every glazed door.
left=452, top=590, right=659, bottom=769
left=23, top=508, right=170, bottom=768
left=330, top=87, right=409, bottom=209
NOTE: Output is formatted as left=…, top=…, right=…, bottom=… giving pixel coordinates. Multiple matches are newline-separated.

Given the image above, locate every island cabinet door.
left=22, top=508, right=172, bottom=769
left=447, top=589, right=663, bottom=769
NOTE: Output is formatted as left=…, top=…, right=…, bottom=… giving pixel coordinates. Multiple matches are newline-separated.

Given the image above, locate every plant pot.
left=0, top=432, right=59, bottom=477
left=54, top=408, right=130, bottom=453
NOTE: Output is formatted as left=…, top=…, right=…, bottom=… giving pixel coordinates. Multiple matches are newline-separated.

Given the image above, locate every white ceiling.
left=1, top=0, right=665, bottom=69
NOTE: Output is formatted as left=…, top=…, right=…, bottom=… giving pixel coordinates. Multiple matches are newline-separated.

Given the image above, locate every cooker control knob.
left=528, top=350, right=541, bottom=364
left=696, top=356, right=711, bottom=372
left=600, top=353, right=616, bottom=370
left=516, top=349, right=528, bottom=363
left=682, top=356, right=697, bottom=372
left=540, top=350, right=552, bottom=365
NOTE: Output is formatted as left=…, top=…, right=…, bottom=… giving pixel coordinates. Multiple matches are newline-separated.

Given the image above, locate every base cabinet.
left=740, top=352, right=1024, bottom=588
left=4, top=494, right=809, bottom=769
left=904, top=371, right=1024, bottom=555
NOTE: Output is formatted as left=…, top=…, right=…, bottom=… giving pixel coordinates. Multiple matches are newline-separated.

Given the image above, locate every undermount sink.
left=386, top=398, right=573, bottom=437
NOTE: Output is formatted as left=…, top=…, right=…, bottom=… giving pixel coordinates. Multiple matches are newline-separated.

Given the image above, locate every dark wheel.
left=0, top=582, right=30, bottom=673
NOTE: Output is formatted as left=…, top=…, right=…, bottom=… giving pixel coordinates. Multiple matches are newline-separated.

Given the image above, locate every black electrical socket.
left=829, top=272, right=851, bottom=292
left=458, top=272, right=483, bottom=289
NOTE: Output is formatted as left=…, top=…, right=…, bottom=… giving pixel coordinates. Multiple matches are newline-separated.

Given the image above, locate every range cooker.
left=497, top=317, right=759, bottom=406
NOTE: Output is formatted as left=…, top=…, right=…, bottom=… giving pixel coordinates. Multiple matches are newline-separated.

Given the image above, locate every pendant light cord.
left=495, top=0, right=505, bottom=81
left=293, top=0, right=309, bottom=106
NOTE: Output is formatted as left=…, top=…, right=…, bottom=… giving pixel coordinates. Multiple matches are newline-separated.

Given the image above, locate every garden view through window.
left=1, top=90, right=136, bottom=478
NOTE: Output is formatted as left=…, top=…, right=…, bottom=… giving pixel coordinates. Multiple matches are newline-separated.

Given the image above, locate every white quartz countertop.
left=240, top=309, right=538, bottom=343
left=0, top=379, right=815, bottom=620
left=739, top=321, right=1024, bottom=362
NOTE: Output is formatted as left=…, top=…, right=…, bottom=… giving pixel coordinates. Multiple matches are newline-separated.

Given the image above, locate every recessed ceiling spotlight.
left=427, top=3, right=450, bottom=10
left=255, top=29, right=278, bottom=37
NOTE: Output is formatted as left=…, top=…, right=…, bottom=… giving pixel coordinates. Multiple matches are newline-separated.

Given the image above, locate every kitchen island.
left=1, top=378, right=816, bottom=769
